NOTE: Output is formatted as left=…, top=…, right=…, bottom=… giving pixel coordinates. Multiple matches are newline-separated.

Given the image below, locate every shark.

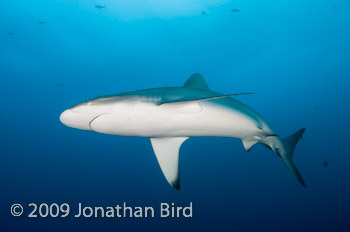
left=60, top=73, right=306, bottom=189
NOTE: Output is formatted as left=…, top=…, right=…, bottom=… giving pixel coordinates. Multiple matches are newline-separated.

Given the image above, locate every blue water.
left=1, top=0, right=349, bottom=231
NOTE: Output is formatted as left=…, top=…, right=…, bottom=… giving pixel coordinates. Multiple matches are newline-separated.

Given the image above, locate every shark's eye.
left=85, top=101, right=93, bottom=106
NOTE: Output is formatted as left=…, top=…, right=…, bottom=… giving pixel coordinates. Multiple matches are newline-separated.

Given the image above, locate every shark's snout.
left=60, top=109, right=75, bottom=127
left=60, top=108, right=99, bottom=131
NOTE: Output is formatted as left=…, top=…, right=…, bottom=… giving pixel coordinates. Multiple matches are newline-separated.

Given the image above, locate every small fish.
left=8, top=32, right=15, bottom=36
left=95, top=5, right=106, bottom=9
left=323, top=160, right=329, bottom=167
left=201, top=11, right=208, bottom=16
left=231, top=9, right=240, bottom=13
left=56, top=83, right=64, bottom=87
left=37, top=21, right=46, bottom=24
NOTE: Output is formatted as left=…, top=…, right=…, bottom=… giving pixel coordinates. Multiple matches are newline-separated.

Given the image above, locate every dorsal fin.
left=183, top=73, right=210, bottom=90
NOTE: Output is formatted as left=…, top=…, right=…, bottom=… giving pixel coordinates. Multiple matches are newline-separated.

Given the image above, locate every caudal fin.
left=281, top=128, right=307, bottom=187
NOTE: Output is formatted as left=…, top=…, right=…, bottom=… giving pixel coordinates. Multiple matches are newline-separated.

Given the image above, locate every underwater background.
left=1, top=0, right=349, bottom=231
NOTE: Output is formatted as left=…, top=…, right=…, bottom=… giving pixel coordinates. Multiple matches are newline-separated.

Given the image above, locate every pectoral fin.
left=150, top=137, right=189, bottom=190
left=159, top=93, right=254, bottom=105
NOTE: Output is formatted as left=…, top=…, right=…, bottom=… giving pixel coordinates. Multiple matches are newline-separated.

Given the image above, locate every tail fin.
left=281, top=128, right=307, bottom=187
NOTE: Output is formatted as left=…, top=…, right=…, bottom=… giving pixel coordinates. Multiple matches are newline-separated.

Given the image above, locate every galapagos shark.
left=60, top=73, right=306, bottom=189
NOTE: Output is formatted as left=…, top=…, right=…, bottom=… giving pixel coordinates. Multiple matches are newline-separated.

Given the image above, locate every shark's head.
left=60, top=96, right=120, bottom=131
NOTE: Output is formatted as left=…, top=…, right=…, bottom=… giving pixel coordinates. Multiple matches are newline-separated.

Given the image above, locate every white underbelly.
left=90, top=101, right=260, bottom=138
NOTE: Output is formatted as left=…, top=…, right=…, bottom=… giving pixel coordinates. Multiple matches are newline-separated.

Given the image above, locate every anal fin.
left=242, top=129, right=277, bottom=152
left=242, top=138, right=259, bottom=152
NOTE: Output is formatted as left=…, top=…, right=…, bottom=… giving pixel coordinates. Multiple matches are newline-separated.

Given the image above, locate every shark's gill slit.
left=89, top=114, right=104, bottom=130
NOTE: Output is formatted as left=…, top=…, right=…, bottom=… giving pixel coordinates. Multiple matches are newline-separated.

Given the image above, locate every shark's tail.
left=280, top=128, right=307, bottom=187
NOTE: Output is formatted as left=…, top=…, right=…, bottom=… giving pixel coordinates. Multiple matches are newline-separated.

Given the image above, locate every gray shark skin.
left=60, top=73, right=306, bottom=189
